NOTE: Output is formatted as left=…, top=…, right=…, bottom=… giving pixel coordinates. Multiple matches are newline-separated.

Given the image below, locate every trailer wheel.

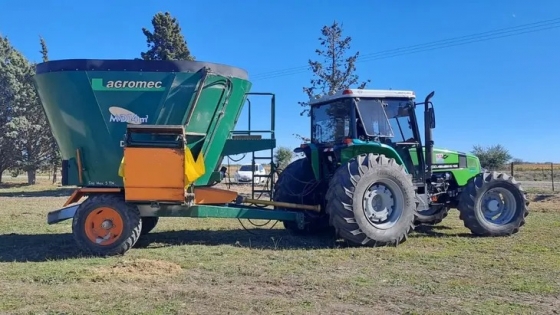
left=273, top=158, right=329, bottom=235
left=72, top=193, right=142, bottom=256
left=458, top=171, right=529, bottom=236
left=414, top=205, right=450, bottom=225
left=326, top=153, right=416, bottom=246
left=140, top=217, right=159, bottom=236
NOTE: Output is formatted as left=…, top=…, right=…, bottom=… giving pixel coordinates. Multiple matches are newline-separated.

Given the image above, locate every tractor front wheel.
left=458, top=171, right=529, bottom=236
left=72, top=193, right=142, bottom=256
left=326, top=153, right=417, bottom=246
left=414, top=205, right=450, bottom=225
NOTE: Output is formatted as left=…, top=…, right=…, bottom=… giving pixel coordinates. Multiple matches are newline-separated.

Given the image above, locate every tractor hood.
left=406, top=147, right=481, bottom=174
left=430, top=148, right=481, bottom=172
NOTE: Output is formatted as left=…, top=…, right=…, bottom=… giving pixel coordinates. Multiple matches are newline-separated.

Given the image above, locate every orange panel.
left=194, top=187, right=238, bottom=204
left=125, top=187, right=185, bottom=203
left=123, top=147, right=185, bottom=203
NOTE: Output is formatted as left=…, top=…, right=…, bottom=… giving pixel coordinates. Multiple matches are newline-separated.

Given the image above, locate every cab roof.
left=308, top=89, right=416, bottom=105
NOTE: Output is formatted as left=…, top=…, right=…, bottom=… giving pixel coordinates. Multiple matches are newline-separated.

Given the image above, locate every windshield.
left=357, top=98, right=415, bottom=142
left=311, top=98, right=352, bottom=143
left=239, top=165, right=257, bottom=172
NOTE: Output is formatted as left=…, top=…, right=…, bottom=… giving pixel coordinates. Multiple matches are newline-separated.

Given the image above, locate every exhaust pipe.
left=424, top=91, right=435, bottom=179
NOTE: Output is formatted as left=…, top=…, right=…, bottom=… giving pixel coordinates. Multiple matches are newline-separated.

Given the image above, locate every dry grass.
left=496, top=163, right=559, bottom=182
left=512, top=163, right=560, bottom=171
left=0, top=177, right=559, bottom=314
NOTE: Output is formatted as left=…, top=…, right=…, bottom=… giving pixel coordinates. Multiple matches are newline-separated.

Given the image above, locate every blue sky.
left=1, top=0, right=559, bottom=163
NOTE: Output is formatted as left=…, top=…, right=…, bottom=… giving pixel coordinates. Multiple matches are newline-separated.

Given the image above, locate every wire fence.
left=497, top=162, right=559, bottom=192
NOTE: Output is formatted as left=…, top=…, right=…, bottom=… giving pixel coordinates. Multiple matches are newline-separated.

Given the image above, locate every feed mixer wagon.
left=35, top=59, right=318, bottom=256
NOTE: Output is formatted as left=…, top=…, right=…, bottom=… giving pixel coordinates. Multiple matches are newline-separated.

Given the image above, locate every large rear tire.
left=458, top=171, right=529, bottom=236
left=326, top=153, right=417, bottom=246
left=72, top=193, right=142, bottom=256
left=273, top=158, right=329, bottom=234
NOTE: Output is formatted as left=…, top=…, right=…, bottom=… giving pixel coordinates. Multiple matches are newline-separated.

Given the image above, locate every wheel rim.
left=362, top=179, right=404, bottom=230
left=84, top=207, right=124, bottom=246
left=479, top=187, right=517, bottom=225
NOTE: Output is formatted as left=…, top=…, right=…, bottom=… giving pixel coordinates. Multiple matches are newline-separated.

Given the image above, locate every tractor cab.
left=309, top=89, right=432, bottom=184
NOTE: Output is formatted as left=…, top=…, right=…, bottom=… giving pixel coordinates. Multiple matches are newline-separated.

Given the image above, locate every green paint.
left=221, top=139, right=276, bottom=156
left=340, top=143, right=406, bottom=170
left=308, top=143, right=321, bottom=180
left=407, top=147, right=481, bottom=186
left=147, top=204, right=304, bottom=223
left=34, top=60, right=272, bottom=188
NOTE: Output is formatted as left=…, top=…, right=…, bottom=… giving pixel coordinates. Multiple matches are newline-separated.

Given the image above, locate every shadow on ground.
left=412, top=224, right=475, bottom=238
left=0, top=187, right=75, bottom=198
left=0, top=224, right=482, bottom=262
left=0, top=228, right=338, bottom=262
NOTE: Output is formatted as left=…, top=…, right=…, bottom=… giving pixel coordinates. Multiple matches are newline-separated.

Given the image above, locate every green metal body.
left=33, top=59, right=275, bottom=188
left=309, top=142, right=480, bottom=187
left=407, top=147, right=481, bottom=186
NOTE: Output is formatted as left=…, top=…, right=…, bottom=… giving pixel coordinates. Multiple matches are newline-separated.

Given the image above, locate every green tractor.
left=274, top=89, right=529, bottom=246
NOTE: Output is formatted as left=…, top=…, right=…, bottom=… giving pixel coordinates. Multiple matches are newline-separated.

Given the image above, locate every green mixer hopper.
left=34, top=59, right=275, bottom=188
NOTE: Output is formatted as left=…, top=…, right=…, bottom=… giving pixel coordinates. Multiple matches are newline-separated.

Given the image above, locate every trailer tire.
left=326, top=153, right=416, bottom=246
left=458, top=171, right=529, bottom=236
left=72, top=193, right=142, bottom=256
left=414, top=205, right=450, bottom=225
left=140, top=217, right=159, bottom=236
left=273, top=158, right=329, bottom=235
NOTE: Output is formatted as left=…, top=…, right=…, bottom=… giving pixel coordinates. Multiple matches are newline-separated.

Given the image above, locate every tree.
left=39, top=36, right=61, bottom=183
left=0, top=35, right=19, bottom=182
left=273, top=146, right=294, bottom=171
left=0, top=35, right=51, bottom=184
left=471, top=144, right=512, bottom=170
left=140, top=12, right=195, bottom=61
left=298, top=21, right=370, bottom=117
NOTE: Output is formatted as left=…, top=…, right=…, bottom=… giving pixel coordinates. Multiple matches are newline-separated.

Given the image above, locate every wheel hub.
left=364, top=184, right=395, bottom=223
left=101, top=220, right=114, bottom=230
left=84, top=207, right=124, bottom=246
left=480, top=188, right=517, bottom=225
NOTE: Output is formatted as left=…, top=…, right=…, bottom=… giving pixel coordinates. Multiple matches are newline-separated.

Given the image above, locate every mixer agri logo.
left=91, top=78, right=165, bottom=92
left=108, top=107, right=148, bottom=124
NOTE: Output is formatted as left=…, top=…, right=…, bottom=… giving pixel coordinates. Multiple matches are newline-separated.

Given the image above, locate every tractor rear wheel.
left=273, top=157, right=329, bottom=235
left=458, top=171, right=529, bottom=236
left=326, top=153, right=417, bottom=246
left=140, top=217, right=159, bottom=236
left=72, top=193, right=142, bottom=256
left=414, top=205, right=450, bottom=225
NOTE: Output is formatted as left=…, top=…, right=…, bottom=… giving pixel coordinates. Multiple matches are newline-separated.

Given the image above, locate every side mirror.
left=428, top=107, right=436, bottom=129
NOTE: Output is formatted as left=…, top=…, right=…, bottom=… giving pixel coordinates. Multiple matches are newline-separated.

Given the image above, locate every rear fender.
left=340, top=141, right=407, bottom=171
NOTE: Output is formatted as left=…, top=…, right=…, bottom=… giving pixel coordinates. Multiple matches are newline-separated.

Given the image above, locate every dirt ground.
left=0, top=178, right=559, bottom=315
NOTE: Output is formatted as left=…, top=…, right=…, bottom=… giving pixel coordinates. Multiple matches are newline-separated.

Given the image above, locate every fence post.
left=550, top=162, right=554, bottom=192
left=510, top=162, right=514, bottom=177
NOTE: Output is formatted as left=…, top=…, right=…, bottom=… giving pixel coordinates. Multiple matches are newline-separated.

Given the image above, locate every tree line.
left=0, top=13, right=513, bottom=184
left=0, top=12, right=194, bottom=184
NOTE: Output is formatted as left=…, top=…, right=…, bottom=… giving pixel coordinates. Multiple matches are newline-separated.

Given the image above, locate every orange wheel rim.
left=84, top=207, right=124, bottom=246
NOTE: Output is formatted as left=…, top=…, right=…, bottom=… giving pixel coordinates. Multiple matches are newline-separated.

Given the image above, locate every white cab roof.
left=309, top=89, right=416, bottom=105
